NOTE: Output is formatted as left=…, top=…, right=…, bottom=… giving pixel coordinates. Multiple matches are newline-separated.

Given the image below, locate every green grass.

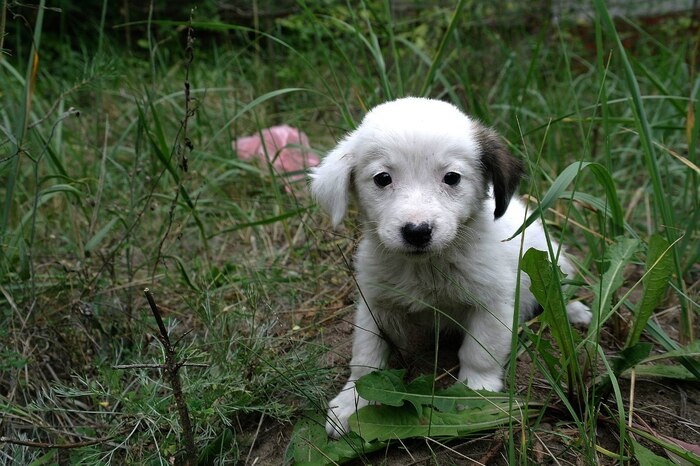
left=1, top=1, right=698, bottom=464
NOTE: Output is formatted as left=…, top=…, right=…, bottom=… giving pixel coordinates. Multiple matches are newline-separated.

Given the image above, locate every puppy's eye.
left=373, top=172, right=392, bottom=187
left=443, top=172, right=461, bottom=186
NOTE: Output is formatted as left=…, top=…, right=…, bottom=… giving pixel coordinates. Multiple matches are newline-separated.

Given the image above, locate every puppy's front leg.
left=457, top=303, right=512, bottom=392
left=326, top=301, right=389, bottom=438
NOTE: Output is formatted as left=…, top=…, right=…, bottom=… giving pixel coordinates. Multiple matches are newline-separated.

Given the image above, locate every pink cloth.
left=234, top=125, right=319, bottom=190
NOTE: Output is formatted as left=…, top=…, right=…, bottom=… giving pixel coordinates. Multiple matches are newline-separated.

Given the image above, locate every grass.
left=1, top=1, right=698, bottom=464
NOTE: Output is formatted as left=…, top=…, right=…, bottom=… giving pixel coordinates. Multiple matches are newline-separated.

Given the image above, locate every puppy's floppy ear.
left=476, top=127, right=525, bottom=219
left=309, top=136, right=354, bottom=227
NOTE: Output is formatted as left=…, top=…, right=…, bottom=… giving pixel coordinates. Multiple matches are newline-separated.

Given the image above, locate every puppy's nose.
left=401, top=222, right=432, bottom=248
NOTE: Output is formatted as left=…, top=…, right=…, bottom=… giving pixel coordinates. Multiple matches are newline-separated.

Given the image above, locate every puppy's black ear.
left=477, top=127, right=525, bottom=219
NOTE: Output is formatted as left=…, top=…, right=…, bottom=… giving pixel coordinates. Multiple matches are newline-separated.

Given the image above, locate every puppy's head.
left=310, top=97, right=524, bottom=255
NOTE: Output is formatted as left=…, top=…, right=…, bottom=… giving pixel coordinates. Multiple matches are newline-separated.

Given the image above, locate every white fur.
left=310, top=97, right=591, bottom=438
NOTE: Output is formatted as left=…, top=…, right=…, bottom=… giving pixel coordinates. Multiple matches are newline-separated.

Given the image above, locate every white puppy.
left=310, top=97, right=591, bottom=438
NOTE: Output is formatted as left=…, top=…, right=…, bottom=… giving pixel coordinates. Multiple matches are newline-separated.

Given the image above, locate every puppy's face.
left=311, top=98, right=524, bottom=256
left=351, top=122, right=485, bottom=255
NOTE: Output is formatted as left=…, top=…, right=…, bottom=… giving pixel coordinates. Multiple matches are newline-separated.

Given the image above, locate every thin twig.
left=144, top=288, right=197, bottom=465
left=151, top=11, right=198, bottom=280
left=112, top=362, right=209, bottom=370
left=245, top=413, right=265, bottom=465
left=0, top=428, right=129, bottom=450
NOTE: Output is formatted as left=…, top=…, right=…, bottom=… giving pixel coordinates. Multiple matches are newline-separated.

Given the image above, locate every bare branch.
left=143, top=288, right=197, bottom=465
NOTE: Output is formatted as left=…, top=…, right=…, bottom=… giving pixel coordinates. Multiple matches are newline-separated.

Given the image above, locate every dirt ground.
left=245, top=304, right=700, bottom=465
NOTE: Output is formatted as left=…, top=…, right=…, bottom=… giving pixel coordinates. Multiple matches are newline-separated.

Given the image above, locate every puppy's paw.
left=566, top=301, right=592, bottom=326
left=325, top=382, right=369, bottom=438
left=458, top=367, right=504, bottom=392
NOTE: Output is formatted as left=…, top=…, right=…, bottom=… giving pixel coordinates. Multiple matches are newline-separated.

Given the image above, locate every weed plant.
left=0, top=1, right=698, bottom=464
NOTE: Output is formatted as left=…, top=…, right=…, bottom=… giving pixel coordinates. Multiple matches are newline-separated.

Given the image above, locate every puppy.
left=310, top=97, right=591, bottom=438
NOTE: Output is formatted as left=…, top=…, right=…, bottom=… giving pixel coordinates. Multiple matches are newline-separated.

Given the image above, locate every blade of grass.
left=644, top=320, right=700, bottom=380
left=382, top=0, right=403, bottom=97
left=419, top=0, right=466, bottom=96
left=589, top=236, right=640, bottom=332
left=630, top=427, right=700, bottom=465
left=1, top=0, right=46, bottom=234
left=205, top=87, right=315, bottom=152
left=506, top=161, right=625, bottom=241
left=324, top=13, right=392, bottom=100
left=593, top=0, right=692, bottom=343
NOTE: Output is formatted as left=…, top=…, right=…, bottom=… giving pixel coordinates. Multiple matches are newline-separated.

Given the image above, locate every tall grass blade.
left=506, top=161, right=624, bottom=241
left=206, top=87, right=313, bottom=151
left=1, top=0, right=46, bottom=234
left=84, top=217, right=120, bottom=254
left=644, top=321, right=700, bottom=380
left=136, top=103, right=196, bottom=210
left=589, top=237, right=639, bottom=331
left=593, top=0, right=691, bottom=342
left=419, top=0, right=466, bottom=96
left=630, top=428, right=700, bottom=465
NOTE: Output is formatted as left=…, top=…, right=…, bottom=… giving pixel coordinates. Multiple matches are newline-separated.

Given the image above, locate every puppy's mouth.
left=382, top=242, right=442, bottom=259
left=403, top=247, right=435, bottom=258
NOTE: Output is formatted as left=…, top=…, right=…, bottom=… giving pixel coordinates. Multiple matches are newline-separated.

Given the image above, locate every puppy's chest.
left=372, top=260, right=477, bottom=313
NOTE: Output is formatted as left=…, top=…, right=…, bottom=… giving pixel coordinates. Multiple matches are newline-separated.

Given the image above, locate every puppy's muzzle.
left=401, top=222, right=432, bottom=248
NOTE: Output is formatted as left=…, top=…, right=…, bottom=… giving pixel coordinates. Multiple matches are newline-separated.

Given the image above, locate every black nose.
left=401, top=222, right=432, bottom=248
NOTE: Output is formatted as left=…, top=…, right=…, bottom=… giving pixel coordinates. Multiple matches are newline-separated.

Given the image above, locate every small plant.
left=288, top=369, right=537, bottom=464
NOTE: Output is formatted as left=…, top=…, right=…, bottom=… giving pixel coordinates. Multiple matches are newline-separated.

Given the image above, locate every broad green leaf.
left=627, top=235, right=674, bottom=347
left=350, top=370, right=532, bottom=446
left=590, top=237, right=640, bottom=332
left=645, top=321, right=700, bottom=380
left=350, top=401, right=532, bottom=443
left=84, top=217, right=120, bottom=253
left=641, top=341, right=700, bottom=363
left=624, top=364, right=696, bottom=381
left=595, top=343, right=652, bottom=396
left=632, top=438, right=675, bottom=466
left=286, top=414, right=386, bottom=465
left=520, top=248, right=575, bottom=364
left=355, top=370, right=511, bottom=417
left=631, top=427, right=700, bottom=465
left=355, top=369, right=414, bottom=409
left=612, top=343, right=653, bottom=375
